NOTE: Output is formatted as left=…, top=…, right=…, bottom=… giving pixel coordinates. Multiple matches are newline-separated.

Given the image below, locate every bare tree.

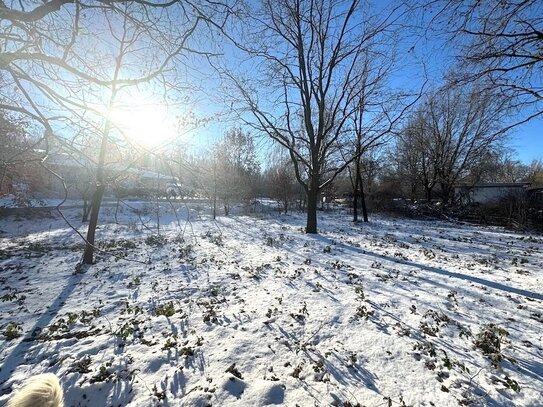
left=224, top=0, right=406, bottom=233
left=0, top=111, right=33, bottom=194
left=79, top=5, right=214, bottom=264
left=396, top=112, right=439, bottom=202
left=265, top=154, right=297, bottom=214
left=348, top=56, right=389, bottom=222
left=428, top=0, right=543, bottom=125
left=465, top=149, right=525, bottom=184
left=347, top=54, right=421, bottom=222
left=412, top=82, right=510, bottom=204
left=0, top=1, right=232, bottom=264
left=211, top=128, right=260, bottom=216
left=525, top=159, right=543, bottom=186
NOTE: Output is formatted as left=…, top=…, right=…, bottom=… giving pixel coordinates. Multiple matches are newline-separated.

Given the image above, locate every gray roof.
left=455, top=182, right=530, bottom=188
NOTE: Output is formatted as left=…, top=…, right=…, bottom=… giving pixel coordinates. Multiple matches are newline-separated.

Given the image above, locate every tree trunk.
left=410, top=183, right=417, bottom=202
left=82, top=198, right=91, bottom=222
left=114, top=199, right=120, bottom=224
left=82, top=184, right=105, bottom=264
left=441, top=183, right=452, bottom=205
left=212, top=163, right=217, bottom=220
left=306, top=187, right=318, bottom=234
left=425, top=186, right=433, bottom=203
left=359, top=176, right=368, bottom=222
left=352, top=160, right=368, bottom=223
left=0, top=168, right=6, bottom=194
left=352, top=187, right=358, bottom=222
left=156, top=199, right=160, bottom=235
left=353, top=192, right=358, bottom=222
left=81, top=52, right=121, bottom=264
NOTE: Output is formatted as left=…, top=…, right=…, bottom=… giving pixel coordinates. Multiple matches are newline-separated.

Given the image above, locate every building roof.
left=455, top=182, right=530, bottom=189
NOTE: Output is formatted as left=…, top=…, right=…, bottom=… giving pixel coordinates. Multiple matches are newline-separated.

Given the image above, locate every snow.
left=0, top=204, right=542, bottom=406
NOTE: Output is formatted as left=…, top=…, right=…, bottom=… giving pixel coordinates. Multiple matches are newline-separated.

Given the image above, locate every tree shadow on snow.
left=325, top=352, right=378, bottom=392
left=165, top=368, right=187, bottom=400
left=0, top=270, right=86, bottom=391
left=310, top=235, right=543, bottom=395
left=62, top=374, right=134, bottom=407
left=514, top=355, right=543, bottom=381
left=310, top=235, right=542, bottom=301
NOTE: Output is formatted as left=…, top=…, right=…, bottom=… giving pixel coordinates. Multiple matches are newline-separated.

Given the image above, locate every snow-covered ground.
left=0, top=203, right=541, bottom=406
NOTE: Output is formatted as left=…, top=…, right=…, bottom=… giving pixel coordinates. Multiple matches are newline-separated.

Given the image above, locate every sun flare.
left=109, top=97, right=178, bottom=148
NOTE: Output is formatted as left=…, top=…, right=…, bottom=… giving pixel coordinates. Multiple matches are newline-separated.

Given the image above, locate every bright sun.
left=109, top=96, right=178, bottom=148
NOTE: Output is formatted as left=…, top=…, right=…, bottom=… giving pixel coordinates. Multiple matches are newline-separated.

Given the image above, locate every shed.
left=454, top=182, right=531, bottom=205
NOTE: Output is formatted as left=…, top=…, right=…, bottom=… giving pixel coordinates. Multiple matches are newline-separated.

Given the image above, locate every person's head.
left=6, top=374, right=63, bottom=407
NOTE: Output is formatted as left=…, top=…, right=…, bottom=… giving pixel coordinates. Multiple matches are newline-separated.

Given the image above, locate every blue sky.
left=46, top=0, right=539, bottom=165
left=186, top=0, right=541, bottom=165
left=36, top=0, right=538, bottom=165
left=380, top=0, right=543, bottom=164
left=509, top=119, right=542, bottom=163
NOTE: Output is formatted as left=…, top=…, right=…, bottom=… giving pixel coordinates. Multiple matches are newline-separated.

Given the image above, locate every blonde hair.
left=6, top=374, right=64, bottom=407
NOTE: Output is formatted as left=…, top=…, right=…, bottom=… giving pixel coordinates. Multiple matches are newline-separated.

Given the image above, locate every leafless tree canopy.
left=397, top=82, right=511, bottom=203
left=429, top=0, right=542, bottom=124
left=0, top=0, right=232, bottom=263
left=225, top=0, right=407, bottom=232
left=211, top=128, right=260, bottom=216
